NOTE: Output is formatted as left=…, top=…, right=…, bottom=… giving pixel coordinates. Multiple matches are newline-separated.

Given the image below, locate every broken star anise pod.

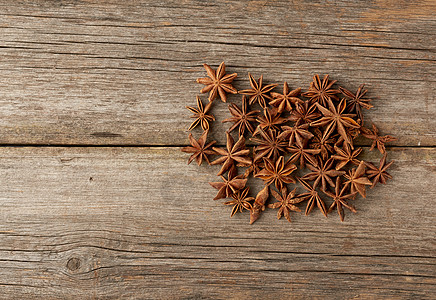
left=239, top=73, right=278, bottom=108
left=211, top=132, right=252, bottom=175
left=340, top=84, right=373, bottom=121
left=301, top=157, right=345, bottom=192
left=224, top=187, right=254, bottom=217
left=269, top=82, right=303, bottom=112
left=249, top=185, right=269, bottom=224
left=361, top=123, right=397, bottom=154
left=209, top=166, right=248, bottom=200
left=186, top=96, right=215, bottom=131
left=326, top=177, right=358, bottom=222
left=310, top=98, right=360, bottom=147
left=302, top=74, right=340, bottom=106
left=222, top=95, right=259, bottom=136
left=181, top=130, right=216, bottom=166
left=250, top=127, right=288, bottom=163
left=343, top=161, right=372, bottom=198
left=255, top=156, right=297, bottom=190
left=196, top=62, right=238, bottom=102
left=365, top=154, right=394, bottom=188
left=268, top=187, right=304, bottom=223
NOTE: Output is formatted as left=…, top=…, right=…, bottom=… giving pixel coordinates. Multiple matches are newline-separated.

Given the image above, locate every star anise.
left=211, top=132, right=252, bottom=175
left=222, top=96, right=260, bottom=136
left=288, top=141, right=321, bottom=168
left=301, top=157, right=345, bottom=191
left=365, top=154, right=394, bottom=188
left=251, top=127, right=288, bottom=163
left=339, top=84, right=373, bottom=121
left=309, top=128, right=335, bottom=160
left=181, top=130, right=216, bottom=166
left=255, top=156, right=297, bottom=190
left=249, top=185, right=269, bottom=224
left=196, top=62, right=237, bottom=102
left=361, top=124, right=397, bottom=154
left=186, top=96, right=215, bottom=131
left=332, top=144, right=362, bottom=170
left=209, top=166, right=248, bottom=200
left=269, top=82, right=304, bottom=112
left=302, top=74, right=340, bottom=106
left=255, top=107, right=287, bottom=134
left=239, top=73, right=278, bottom=108
left=289, top=101, right=321, bottom=124
left=310, top=98, right=360, bottom=147
left=268, top=187, right=304, bottom=223
left=343, top=161, right=372, bottom=198
left=278, top=122, right=313, bottom=147
left=224, top=187, right=254, bottom=217
left=326, top=177, right=358, bottom=222
left=297, top=177, right=328, bottom=217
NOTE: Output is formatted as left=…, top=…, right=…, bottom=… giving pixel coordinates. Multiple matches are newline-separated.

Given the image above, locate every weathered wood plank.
left=0, top=146, right=434, bottom=299
left=0, top=0, right=434, bottom=146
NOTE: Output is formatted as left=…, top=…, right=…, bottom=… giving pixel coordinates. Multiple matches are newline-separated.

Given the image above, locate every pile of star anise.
left=182, top=62, right=396, bottom=224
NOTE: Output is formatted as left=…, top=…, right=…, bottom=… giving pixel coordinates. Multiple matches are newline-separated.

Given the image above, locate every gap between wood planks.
left=0, top=144, right=432, bottom=148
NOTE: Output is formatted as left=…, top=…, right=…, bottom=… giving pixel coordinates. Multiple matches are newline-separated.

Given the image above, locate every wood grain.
left=0, top=146, right=434, bottom=299
left=0, top=0, right=434, bottom=145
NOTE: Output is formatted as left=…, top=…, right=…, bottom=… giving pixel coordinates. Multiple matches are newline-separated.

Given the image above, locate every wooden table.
left=0, top=1, right=435, bottom=299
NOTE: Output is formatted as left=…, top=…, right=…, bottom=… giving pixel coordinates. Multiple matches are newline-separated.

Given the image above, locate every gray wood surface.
left=0, top=0, right=434, bottom=145
left=0, top=147, right=435, bottom=299
left=0, top=0, right=435, bottom=299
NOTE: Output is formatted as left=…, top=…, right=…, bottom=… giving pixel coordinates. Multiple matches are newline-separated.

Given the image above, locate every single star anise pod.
left=339, top=84, right=373, bottom=121
left=209, top=166, right=248, bottom=200
left=301, top=157, right=345, bottom=191
left=289, top=101, right=321, bottom=124
left=361, top=124, right=397, bottom=154
left=186, top=96, right=215, bottom=131
left=249, top=185, right=269, bottom=224
left=254, top=107, right=287, bottom=134
left=288, top=141, right=321, bottom=168
left=269, top=82, right=304, bottom=112
left=224, top=187, right=254, bottom=217
left=296, top=177, right=327, bottom=217
left=332, top=144, right=362, bottom=170
left=310, top=98, right=360, bottom=147
left=222, top=95, right=259, bottom=137
left=181, top=130, right=216, bottom=166
left=251, top=127, right=288, bottom=163
left=196, top=62, right=237, bottom=102
left=278, top=122, right=313, bottom=147
left=268, top=187, right=304, bottom=223
left=239, top=73, right=278, bottom=108
left=211, top=132, right=252, bottom=175
left=255, top=156, right=297, bottom=190
left=326, top=177, right=358, bottom=222
left=343, top=161, right=372, bottom=198
left=309, top=128, right=336, bottom=161
left=365, top=154, right=394, bottom=188
left=302, top=74, right=340, bottom=106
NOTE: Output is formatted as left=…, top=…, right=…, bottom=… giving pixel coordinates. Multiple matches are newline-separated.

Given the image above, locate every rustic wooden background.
left=0, top=1, right=435, bottom=299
